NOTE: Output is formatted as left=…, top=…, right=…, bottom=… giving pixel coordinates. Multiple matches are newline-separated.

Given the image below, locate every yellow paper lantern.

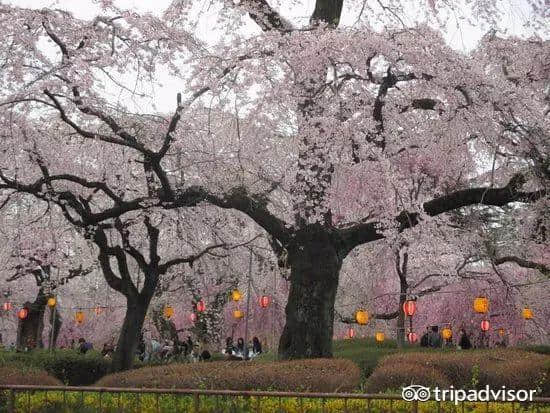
left=522, top=308, right=533, bottom=320
left=231, top=289, right=242, bottom=302
left=163, top=305, right=174, bottom=319
left=473, top=297, right=489, bottom=314
left=233, top=309, right=244, bottom=319
left=375, top=332, right=385, bottom=342
left=498, top=328, right=506, bottom=337
left=442, top=327, right=452, bottom=340
left=355, top=309, right=369, bottom=325
left=47, top=297, right=56, bottom=308
left=75, top=311, right=85, bottom=324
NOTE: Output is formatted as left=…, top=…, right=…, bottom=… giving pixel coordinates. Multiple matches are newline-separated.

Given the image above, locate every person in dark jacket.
left=420, top=327, right=430, bottom=347
left=236, top=337, right=245, bottom=355
left=252, top=337, right=262, bottom=355
left=458, top=329, right=472, bottom=349
left=429, top=326, right=442, bottom=348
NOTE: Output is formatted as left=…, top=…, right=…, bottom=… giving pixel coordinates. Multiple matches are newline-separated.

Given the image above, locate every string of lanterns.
left=344, top=295, right=535, bottom=343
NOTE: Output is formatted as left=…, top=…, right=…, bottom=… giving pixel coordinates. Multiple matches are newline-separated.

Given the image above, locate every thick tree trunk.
left=16, top=290, right=47, bottom=350
left=278, top=227, right=342, bottom=359
left=48, top=309, right=62, bottom=349
left=111, top=295, right=149, bottom=372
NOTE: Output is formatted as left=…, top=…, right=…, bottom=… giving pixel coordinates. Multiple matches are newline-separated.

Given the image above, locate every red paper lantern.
left=480, top=319, right=490, bottom=332
left=347, top=328, right=355, bottom=339
left=259, top=295, right=270, bottom=308
left=189, top=313, right=197, bottom=322
left=2, top=302, right=12, bottom=311
left=403, top=300, right=416, bottom=317
left=18, top=308, right=28, bottom=320
left=407, top=332, right=418, bottom=343
left=196, top=300, right=206, bottom=312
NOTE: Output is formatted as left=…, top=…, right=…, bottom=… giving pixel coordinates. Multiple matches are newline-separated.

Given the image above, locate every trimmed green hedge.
left=365, top=349, right=550, bottom=396
left=0, top=349, right=110, bottom=386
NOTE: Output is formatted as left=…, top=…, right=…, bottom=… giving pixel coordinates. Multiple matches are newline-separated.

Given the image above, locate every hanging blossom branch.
left=339, top=173, right=546, bottom=253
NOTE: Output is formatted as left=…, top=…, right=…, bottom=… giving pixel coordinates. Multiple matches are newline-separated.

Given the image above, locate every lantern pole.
left=49, top=303, right=56, bottom=352
left=243, top=249, right=253, bottom=359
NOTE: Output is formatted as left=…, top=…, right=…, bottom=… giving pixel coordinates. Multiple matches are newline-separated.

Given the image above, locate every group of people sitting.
left=223, top=336, right=262, bottom=359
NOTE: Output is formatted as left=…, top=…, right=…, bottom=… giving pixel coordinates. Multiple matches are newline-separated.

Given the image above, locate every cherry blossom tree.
left=0, top=1, right=547, bottom=362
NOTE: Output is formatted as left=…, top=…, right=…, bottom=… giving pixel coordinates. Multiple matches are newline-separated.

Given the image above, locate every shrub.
left=524, top=345, right=550, bottom=355
left=0, top=364, right=62, bottom=386
left=365, top=362, right=451, bottom=393
left=365, top=349, right=550, bottom=395
left=96, top=358, right=361, bottom=392
left=0, top=349, right=110, bottom=386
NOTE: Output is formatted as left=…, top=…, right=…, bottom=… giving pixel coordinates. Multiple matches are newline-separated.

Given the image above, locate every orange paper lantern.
left=18, top=308, right=28, bottom=320
left=233, top=309, right=244, bottom=319
left=75, top=311, right=85, bottom=324
left=522, top=308, right=533, bottom=320
left=163, top=306, right=174, bottom=319
left=473, top=297, right=489, bottom=314
left=375, top=332, right=385, bottom=342
left=355, top=309, right=369, bottom=325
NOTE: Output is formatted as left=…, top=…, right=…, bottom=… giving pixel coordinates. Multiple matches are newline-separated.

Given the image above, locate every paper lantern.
left=233, top=309, right=244, bottom=319
left=407, top=332, right=418, bottom=343
left=375, top=332, right=385, bottom=342
left=355, top=309, right=369, bottom=325
left=480, top=319, right=490, bottom=332
left=18, top=308, right=28, bottom=320
left=442, top=327, right=452, bottom=340
left=403, top=300, right=416, bottom=317
left=231, top=289, right=242, bottom=302
left=473, top=297, right=489, bottom=314
left=522, top=308, right=533, bottom=320
left=259, top=295, right=270, bottom=308
left=47, top=297, right=56, bottom=308
left=189, top=313, right=197, bottom=322
left=347, top=328, right=355, bottom=339
left=196, top=300, right=206, bottom=312
left=75, top=311, right=85, bottom=324
left=94, top=306, right=103, bottom=316
left=163, top=306, right=174, bottom=319
left=2, top=302, right=12, bottom=311
left=498, top=328, right=506, bottom=337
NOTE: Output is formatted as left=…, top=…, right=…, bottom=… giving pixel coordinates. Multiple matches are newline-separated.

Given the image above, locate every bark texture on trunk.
left=278, top=227, right=342, bottom=359
left=16, top=290, right=47, bottom=350
left=111, top=295, right=149, bottom=372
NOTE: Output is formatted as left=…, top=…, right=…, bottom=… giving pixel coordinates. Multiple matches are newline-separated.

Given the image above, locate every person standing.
left=420, top=327, right=430, bottom=347
left=458, top=329, right=472, bottom=349
left=252, top=337, right=262, bottom=355
left=429, top=326, right=442, bottom=348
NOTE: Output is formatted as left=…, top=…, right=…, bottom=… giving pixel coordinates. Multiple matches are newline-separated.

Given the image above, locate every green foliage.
left=0, top=349, right=109, bottom=386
